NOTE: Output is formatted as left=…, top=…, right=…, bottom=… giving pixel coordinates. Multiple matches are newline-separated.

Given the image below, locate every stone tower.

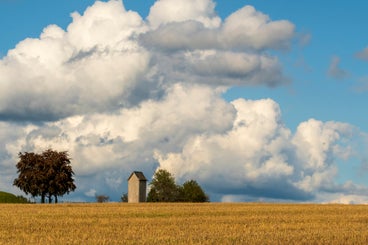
left=127, top=171, right=147, bottom=203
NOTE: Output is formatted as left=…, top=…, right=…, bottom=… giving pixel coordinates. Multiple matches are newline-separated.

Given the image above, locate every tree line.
left=147, top=169, right=209, bottom=202
left=12, top=149, right=208, bottom=203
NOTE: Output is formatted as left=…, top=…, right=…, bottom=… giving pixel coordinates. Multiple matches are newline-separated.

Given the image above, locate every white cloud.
left=141, top=4, right=293, bottom=87
left=154, top=99, right=364, bottom=201
left=0, top=0, right=150, bottom=121
left=1, top=93, right=367, bottom=202
left=185, top=51, right=288, bottom=86
left=318, top=193, right=368, bottom=204
left=141, top=21, right=217, bottom=52
left=3, top=84, right=235, bottom=199
left=85, top=188, right=97, bottom=197
left=143, top=50, right=289, bottom=87
left=0, top=0, right=296, bottom=122
left=221, top=6, right=294, bottom=50
left=147, top=0, right=221, bottom=28
left=143, top=5, right=294, bottom=51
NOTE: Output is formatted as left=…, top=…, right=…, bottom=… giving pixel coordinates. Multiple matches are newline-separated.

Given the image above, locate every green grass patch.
left=0, top=191, right=29, bottom=203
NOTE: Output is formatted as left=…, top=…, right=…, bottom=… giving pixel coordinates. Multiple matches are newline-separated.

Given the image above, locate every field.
left=1, top=203, right=368, bottom=244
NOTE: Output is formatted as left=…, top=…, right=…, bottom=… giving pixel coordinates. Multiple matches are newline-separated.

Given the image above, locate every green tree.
left=13, top=149, right=76, bottom=203
left=147, top=169, right=209, bottom=202
left=181, top=180, right=209, bottom=202
left=147, top=169, right=180, bottom=202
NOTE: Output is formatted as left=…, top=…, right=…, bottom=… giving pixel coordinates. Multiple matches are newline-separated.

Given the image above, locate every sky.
left=0, top=0, right=368, bottom=203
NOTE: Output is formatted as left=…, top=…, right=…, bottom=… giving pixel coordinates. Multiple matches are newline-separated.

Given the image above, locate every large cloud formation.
left=0, top=0, right=367, bottom=203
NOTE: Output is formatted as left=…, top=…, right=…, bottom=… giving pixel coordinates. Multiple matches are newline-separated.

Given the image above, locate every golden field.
left=1, top=203, right=368, bottom=244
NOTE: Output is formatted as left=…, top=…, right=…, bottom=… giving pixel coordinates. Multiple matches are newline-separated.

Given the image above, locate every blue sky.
left=1, top=0, right=368, bottom=203
left=224, top=1, right=368, bottom=131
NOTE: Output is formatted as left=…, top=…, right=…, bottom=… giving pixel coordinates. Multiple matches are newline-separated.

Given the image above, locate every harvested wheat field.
left=1, top=203, right=368, bottom=244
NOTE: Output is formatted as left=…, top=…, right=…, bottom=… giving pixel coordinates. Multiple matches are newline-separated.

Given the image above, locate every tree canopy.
left=95, top=194, right=109, bottom=203
left=13, top=149, right=76, bottom=203
left=147, top=169, right=179, bottom=202
left=180, top=180, right=209, bottom=202
left=147, top=169, right=208, bottom=202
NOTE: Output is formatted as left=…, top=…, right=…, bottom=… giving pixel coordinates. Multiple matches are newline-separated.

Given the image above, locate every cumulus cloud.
left=145, top=50, right=289, bottom=87
left=0, top=0, right=367, bottom=203
left=141, top=4, right=294, bottom=87
left=147, top=0, right=221, bottom=28
left=327, top=56, right=349, bottom=80
left=221, top=6, right=294, bottom=51
left=0, top=0, right=150, bottom=121
left=143, top=5, right=295, bottom=52
left=3, top=92, right=367, bottom=202
left=0, top=0, right=293, bottom=122
left=2, top=94, right=368, bottom=202
left=155, top=99, right=366, bottom=202
left=3, top=83, right=236, bottom=199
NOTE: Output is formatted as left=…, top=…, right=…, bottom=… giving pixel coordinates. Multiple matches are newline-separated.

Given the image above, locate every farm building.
left=127, top=171, right=147, bottom=203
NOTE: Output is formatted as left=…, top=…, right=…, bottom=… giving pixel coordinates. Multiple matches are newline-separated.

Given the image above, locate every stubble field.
left=1, top=203, right=368, bottom=244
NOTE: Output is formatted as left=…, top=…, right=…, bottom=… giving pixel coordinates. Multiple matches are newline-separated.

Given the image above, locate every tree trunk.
left=55, top=195, right=58, bottom=204
left=48, top=195, right=52, bottom=203
left=41, top=194, right=45, bottom=203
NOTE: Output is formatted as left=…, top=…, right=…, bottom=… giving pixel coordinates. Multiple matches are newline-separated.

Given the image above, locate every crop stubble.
left=0, top=203, right=368, bottom=244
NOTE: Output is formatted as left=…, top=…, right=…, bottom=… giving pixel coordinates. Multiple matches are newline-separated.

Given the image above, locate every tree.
left=42, top=149, right=76, bottom=203
left=13, top=149, right=76, bottom=203
left=147, top=169, right=180, bottom=202
left=96, top=195, right=109, bottom=203
left=181, top=180, right=209, bottom=202
left=147, top=169, right=209, bottom=202
left=13, top=152, right=44, bottom=201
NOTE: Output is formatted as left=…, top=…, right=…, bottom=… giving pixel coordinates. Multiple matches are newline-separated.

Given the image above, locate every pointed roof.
left=128, top=171, right=147, bottom=181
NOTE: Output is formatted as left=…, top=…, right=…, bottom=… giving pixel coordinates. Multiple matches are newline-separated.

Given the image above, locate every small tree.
left=181, top=180, right=209, bottom=202
left=147, top=169, right=180, bottom=202
left=13, top=149, right=76, bottom=203
left=96, top=195, right=109, bottom=203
